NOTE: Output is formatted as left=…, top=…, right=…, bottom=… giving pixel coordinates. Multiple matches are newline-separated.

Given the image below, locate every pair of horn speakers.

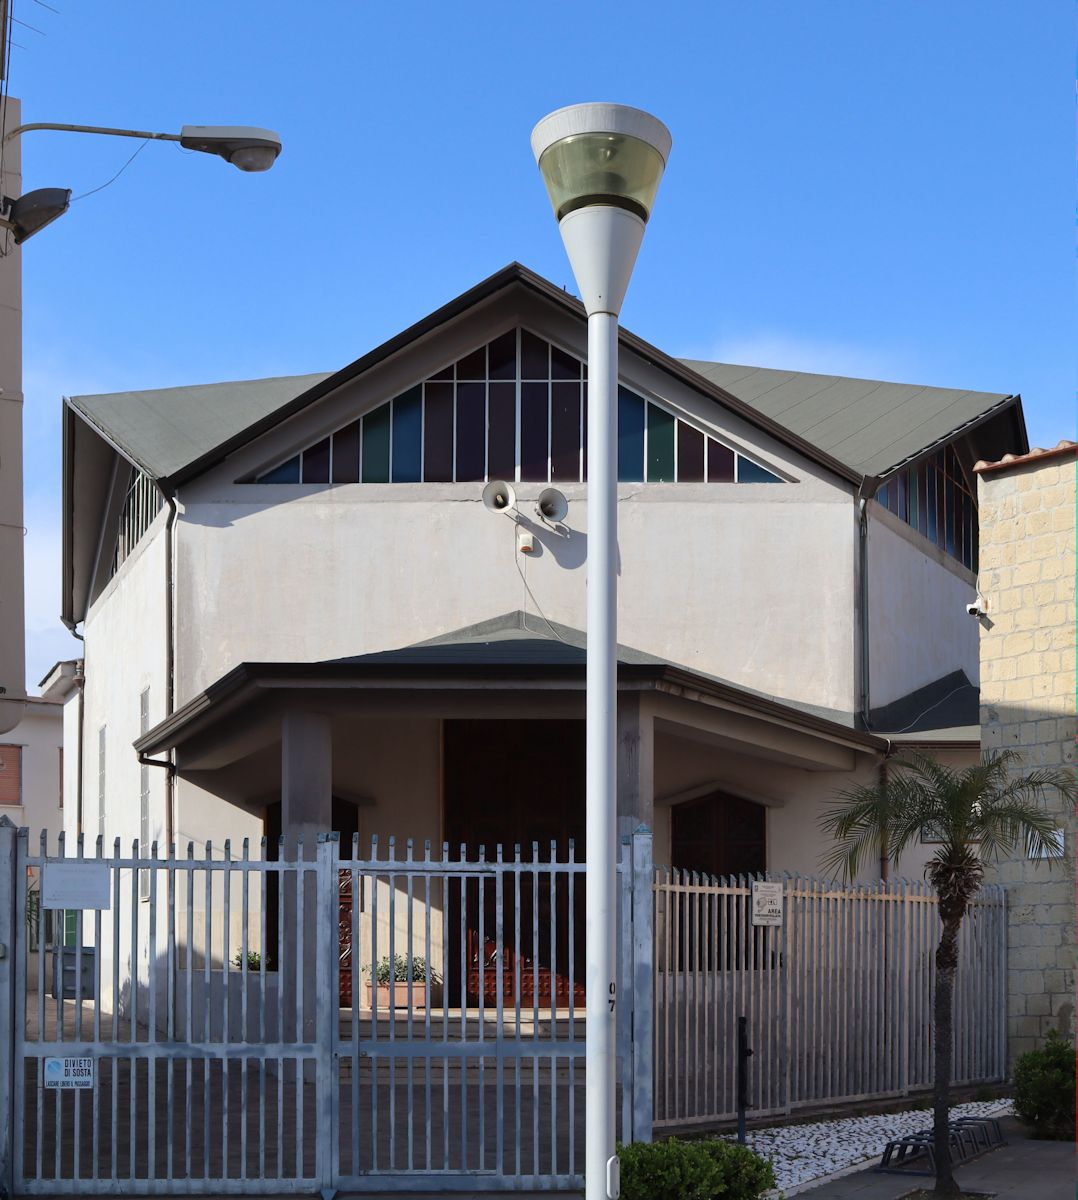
left=482, top=480, right=568, bottom=524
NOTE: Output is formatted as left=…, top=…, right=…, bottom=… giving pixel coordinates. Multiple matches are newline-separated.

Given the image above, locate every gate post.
left=0, top=817, right=18, bottom=1198
left=315, top=833, right=339, bottom=1195
left=630, top=826, right=653, bottom=1144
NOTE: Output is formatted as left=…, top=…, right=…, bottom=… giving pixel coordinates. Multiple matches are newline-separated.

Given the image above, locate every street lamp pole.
left=0, top=104, right=281, bottom=735
left=532, top=103, right=670, bottom=1200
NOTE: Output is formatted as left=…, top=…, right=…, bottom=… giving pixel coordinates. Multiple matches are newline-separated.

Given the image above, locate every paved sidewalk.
left=792, top=1117, right=1073, bottom=1198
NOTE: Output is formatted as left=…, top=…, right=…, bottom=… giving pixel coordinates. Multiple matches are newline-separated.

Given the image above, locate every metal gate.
left=0, top=819, right=654, bottom=1195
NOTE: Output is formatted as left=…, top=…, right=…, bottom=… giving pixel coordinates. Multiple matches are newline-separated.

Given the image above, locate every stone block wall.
left=976, top=448, right=1076, bottom=1064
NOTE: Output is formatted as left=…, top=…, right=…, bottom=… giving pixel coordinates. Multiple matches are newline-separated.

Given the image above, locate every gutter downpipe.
left=60, top=620, right=85, bottom=838
left=149, top=486, right=179, bottom=852
left=857, top=482, right=877, bottom=730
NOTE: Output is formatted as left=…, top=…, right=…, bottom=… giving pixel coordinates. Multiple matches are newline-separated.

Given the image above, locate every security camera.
left=966, top=599, right=988, bottom=617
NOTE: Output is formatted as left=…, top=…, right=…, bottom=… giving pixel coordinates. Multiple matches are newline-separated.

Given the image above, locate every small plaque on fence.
left=42, top=861, right=111, bottom=910
left=751, top=880, right=783, bottom=926
left=44, top=1057, right=94, bottom=1089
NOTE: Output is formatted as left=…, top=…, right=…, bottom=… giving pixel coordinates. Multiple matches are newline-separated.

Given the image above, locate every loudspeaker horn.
left=536, top=487, right=568, bottom=523
left=482, top=480, right=516, bottom=514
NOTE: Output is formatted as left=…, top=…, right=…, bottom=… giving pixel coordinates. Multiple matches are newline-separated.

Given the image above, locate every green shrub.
left=700, top=1139, right=776, bottom=1197
left=617, top=1137, right=775, bottom=1200
left=1013, top=1029, right=1075, bottom=1140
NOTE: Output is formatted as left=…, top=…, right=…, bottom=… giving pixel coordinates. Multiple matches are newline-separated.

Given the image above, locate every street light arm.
left=3, top=122, right=182, bottom=145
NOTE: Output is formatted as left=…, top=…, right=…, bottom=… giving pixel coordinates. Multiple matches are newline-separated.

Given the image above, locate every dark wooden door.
left=671, top=791, right=766, bottom=879
left=443, top=720, right=586, bottom=1008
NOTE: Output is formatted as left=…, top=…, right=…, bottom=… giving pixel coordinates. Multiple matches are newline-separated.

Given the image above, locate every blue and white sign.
left=43, top=1057, right=94, bottom=1089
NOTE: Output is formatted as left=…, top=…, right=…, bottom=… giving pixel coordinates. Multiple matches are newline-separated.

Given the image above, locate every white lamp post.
left=532, top=103, right=670, bottom=1200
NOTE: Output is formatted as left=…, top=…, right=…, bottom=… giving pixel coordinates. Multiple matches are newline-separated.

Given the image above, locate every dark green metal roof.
left=677, top=360, right=1023, bottom=479
left=67, top=373, right=332, bottom=484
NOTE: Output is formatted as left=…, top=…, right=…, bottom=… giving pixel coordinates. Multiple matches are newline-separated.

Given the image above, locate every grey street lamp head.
left=178, top=125, right=281, bottom=172
left=531, top=103, right=670, bottom=316
left=3, top=187, right=71, bottom=243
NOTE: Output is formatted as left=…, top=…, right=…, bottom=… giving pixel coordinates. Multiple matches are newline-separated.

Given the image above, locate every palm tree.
left=819, top=749, right=1074, bottom=1198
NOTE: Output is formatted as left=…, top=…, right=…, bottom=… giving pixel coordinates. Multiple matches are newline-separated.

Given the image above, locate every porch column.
left=280, top=710, right=332, bottom=1056
left=281, top=710, right=333, bottom=857
left=617, top=695, right=654, bottom=839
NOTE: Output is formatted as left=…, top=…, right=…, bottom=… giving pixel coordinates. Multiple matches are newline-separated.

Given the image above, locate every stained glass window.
left=253, top=329, right=785, bottom=488
left=875, top=443, right=977, bottom=571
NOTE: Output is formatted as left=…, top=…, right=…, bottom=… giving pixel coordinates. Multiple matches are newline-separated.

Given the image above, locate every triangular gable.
left=248, top=327, right=784, bottom=487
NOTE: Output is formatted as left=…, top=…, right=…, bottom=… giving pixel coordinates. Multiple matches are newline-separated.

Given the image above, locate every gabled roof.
left=68, top=373, right=331, bottom=486
left=65, top=263, right=862, bottom=492
left=135, top=610, right=889, bottom=759
left=678, top=360, right=1026, bottom=480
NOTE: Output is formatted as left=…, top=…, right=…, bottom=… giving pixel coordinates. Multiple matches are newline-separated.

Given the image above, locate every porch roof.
left=136, top=611, right=890, bottom=762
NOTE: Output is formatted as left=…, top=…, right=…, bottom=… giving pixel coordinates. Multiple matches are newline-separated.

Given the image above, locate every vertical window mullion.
left=515, top=329, right=522, bottom=482
left=546, top=343, right=552, bottom=483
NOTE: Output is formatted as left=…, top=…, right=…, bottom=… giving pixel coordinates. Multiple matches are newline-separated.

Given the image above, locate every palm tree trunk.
left=932, top=914, right=962, bottom=1197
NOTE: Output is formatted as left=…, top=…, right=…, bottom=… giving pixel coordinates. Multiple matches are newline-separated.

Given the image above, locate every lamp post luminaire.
left=532, top=103, right=670, bottom=1200
left=0, top=107, right=281, bottom=737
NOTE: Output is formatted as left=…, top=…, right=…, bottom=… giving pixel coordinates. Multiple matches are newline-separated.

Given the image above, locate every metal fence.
left=653, top=871, right=1008, bottom=1129
left=0, top=822, right=654, bottom=1195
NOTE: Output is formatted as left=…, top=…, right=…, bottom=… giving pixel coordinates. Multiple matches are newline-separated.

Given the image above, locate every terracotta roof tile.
left=974, top=439, right=1077, bottom=474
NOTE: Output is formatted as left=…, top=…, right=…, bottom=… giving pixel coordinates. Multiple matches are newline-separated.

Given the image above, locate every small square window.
left=1028, top=829, right=1064, bottom=860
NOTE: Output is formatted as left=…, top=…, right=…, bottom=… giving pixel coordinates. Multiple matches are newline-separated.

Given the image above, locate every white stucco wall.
left=80, top=514, right=168, bottom=853
left=867, top=502, right=979, bottom=708
left=1, top=699, right=62, bottom=847
left=173, top=483, right=857, bottom=717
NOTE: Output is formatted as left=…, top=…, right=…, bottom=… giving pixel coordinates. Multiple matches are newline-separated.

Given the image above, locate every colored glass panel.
left=260, top=455, right=300, bottom=483
left=423, top=382, right=454, bottom=482
left=520, top=382, right=549, bottom=481
left=455, top=382, right=486, bottom=481
left=617, top=388, right=644, bottom=482
left=520, top=330, right=549, bottom=379
left=429, top=361, right=454, bottom=381
left=738, top=457, right=781, bottom=483
left=707, top=439, right=735, bottom=482
left=302, top=437, right=330, bottom=483
left=646, top=403, right=675, bottom=482
left=488, top=331, right=517, bottom=380
left=551, top=344, right=580, bottom=381
left=676, top=422, right=705, bottom=482
left=487, top=382, right=516, bottom=480
left=457, top=346, right=486, bottom=381
left=551, top=382, right=581, bottom=482
left=361, top=404, right=391, bottom=483
left=331, top=421, right=360, bottom=483
left=926, top=464, right=938, bottom=544
left=391, top=387, right=423, bottom=482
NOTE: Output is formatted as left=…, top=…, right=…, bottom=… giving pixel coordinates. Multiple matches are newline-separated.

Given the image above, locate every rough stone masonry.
left=975, top=441, right=1076, bottom=1063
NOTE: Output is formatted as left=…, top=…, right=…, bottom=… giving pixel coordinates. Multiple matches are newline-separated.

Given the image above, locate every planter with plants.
left=364, top=955, right=441, bottom=1010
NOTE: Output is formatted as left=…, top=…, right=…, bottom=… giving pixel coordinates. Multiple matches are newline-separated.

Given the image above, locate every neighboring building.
left=975, top=440, right=1077, bottom=1062
left=0, top=693, right=63, bottom=847
left=56, top=264, right=1025, bottom=888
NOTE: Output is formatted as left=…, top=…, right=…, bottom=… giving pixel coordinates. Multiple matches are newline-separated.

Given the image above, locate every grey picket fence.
left=653, top=872, right=1007, bottom=1128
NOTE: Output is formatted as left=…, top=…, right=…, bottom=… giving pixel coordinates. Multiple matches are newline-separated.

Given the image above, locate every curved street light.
left=0, top=106, right=282, bottom=735
left=532, top=102, right=670, bottom=1200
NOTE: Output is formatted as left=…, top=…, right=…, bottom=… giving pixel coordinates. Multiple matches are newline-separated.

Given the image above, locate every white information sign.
left=42, top=861, right=111, bottom=910
left=44, top=1057, right=94, bottom=1089
left=751, top=880, right=784, bottom=927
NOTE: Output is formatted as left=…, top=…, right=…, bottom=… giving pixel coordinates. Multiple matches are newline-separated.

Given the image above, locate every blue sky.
left=14, top=1, right=1075, bottom=687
